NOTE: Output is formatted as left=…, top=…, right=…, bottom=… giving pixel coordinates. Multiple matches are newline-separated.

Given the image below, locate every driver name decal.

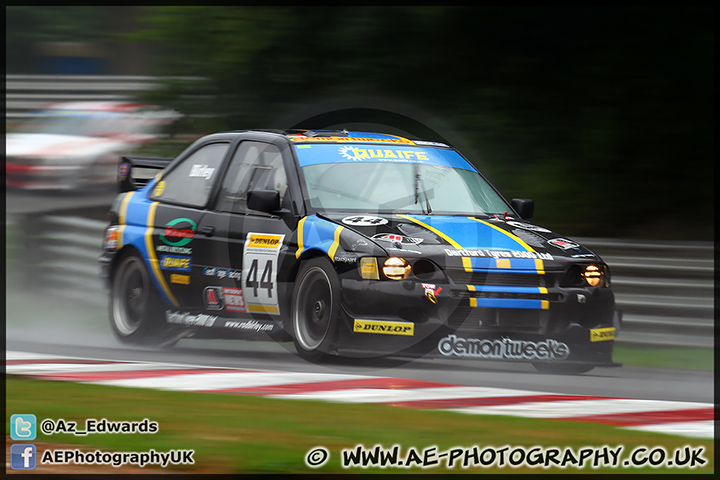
left=445, top=249, right=553, bottom=260
left=438, top=335, right=570, bottom=360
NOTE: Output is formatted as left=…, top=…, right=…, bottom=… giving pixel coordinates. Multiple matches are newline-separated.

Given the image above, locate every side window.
left=150, top=142, right=229, bottom=207
left=217, top=141, right=288, bottom=214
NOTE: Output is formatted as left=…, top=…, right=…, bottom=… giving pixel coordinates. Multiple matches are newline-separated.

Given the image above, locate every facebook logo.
left=11, top=444, right=37, bottom=470
left=10, top=414, right=36, bottom=440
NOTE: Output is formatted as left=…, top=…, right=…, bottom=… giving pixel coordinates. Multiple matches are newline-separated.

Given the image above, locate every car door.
left=198, top=139, right=298, bottom=320
left=147, top=140, right=231, bottom=309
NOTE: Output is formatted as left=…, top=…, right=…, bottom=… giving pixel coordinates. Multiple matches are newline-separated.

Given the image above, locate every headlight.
left=104, top=226, right=120, bottom=250
left=382, top=257, right=411, bottom=280
left=582, top=264, right=604, bottom=287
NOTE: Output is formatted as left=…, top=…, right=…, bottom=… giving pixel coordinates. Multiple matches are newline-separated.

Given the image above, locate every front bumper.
left=334, top=276, right=619, bottom=366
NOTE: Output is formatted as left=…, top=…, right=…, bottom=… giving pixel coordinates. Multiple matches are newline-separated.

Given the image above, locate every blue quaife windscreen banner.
left=294, top=143, right=476, bottom=171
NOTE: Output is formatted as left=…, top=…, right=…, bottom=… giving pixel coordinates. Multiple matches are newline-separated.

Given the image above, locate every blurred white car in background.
left=5, top=101, right=179, bottom=190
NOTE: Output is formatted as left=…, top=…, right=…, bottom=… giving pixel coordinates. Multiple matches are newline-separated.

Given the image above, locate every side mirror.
left=247, top=189, right=281, bottom=213
left=511, top=198, right=534, bottom=220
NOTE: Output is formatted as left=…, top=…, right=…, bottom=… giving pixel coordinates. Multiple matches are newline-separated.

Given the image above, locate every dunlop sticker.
left=246, top=233, right=283, bottom=250
left=590, top=327, right=616, bottom=342
left=353, top=319, right=414, bottom=336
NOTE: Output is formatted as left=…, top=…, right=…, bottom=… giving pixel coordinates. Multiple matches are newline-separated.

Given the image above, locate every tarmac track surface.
left=6, top=333, right=713, bottom=406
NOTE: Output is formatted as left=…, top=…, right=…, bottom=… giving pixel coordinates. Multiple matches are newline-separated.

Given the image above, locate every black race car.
left=99, top=129, right=621, bottom=373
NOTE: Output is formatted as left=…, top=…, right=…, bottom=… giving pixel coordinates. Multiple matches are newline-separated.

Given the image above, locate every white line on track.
left=446, top=398, right=712, bottom=419
left=92, top=371, right=374, bottom=391
left=6, top=351, right=714, bottom=439
left=268, top=386, right=548, bottom=403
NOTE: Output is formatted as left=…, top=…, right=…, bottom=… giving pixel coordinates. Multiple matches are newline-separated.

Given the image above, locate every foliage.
left=5, top=6, right=713, bottom=239
left=132, top=6, right=715, bottom=240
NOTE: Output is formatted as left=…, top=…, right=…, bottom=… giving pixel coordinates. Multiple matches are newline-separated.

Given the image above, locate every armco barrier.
left=5, top=74, right=204, bottom=120
left=10, top=212, right=714, bottom=348
left=574, top=238, right=714, bottom=348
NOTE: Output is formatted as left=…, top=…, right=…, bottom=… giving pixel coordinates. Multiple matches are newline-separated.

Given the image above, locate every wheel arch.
left=109, top=245, right=144, bottom=284
left=280, top=248, right=335, bottom=333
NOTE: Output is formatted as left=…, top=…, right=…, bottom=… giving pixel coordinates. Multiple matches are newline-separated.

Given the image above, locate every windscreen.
left=294, top=143, right=511, bottom=216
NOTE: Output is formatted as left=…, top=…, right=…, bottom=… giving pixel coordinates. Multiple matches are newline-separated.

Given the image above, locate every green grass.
left=613, top=344, right=714, bottom=371
left=6, top=376, right=714, bottom=474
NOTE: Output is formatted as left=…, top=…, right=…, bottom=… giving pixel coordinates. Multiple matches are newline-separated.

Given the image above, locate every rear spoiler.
left=118, top=156, right=173, bottom=192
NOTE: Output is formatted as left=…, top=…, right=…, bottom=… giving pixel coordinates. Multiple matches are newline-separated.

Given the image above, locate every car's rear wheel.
left=291, top=257, right=341, bottom=362
left=110, top=253, right=174, bottom=346
left=532, top=362, right=594, bottom=375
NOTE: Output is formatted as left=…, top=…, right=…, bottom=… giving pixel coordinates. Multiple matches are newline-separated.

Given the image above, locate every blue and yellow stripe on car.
left=295, top=215, right=345, bottom=262
left=467, top=285, right=550, bottom=310
left=117, top=191, right=135, bottom=248
left=468, top=217, right=545, bottom=274
left=398, top=214, right=550, bottom=310
left=144, top=202, right=179, bottom=307
left=397, top=214, right=473, bottom=271
left=399, top=214, right=546, bottom=274
left=117, top=187, right=179, bottom=307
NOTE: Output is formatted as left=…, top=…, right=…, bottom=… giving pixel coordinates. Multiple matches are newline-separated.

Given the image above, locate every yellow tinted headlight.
left=383, top=257, right=411, bottom=280
left=582, top=264, right=604, bottom=287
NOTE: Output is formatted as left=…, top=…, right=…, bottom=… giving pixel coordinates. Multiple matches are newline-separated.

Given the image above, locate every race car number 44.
left=242, top=233, right=284, bottom=315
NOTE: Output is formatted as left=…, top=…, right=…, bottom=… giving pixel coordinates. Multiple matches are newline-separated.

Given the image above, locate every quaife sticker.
left=353, top=319, right=414, bottom=336
left=242, top=233, right=285, bottom=315
left=437, top=335, right=570, bottom=360
left=159, top=255, right=192, bottom=272
left=338, top=146, right=429, bottom=163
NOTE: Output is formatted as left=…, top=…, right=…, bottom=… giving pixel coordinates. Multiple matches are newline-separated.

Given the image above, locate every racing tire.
left=110, top=253, right=175, bottom=346
left=532, top=362, right=595, bottom=375
left=291, top=257, right=341, bottom=362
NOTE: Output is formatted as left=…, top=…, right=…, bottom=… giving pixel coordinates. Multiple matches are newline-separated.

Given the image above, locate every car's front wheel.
left=291, top=257, right=341, bottom=362
left=110, top=253, right=174, bottom=346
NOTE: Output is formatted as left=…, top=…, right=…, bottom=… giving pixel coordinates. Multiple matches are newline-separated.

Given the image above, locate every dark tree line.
left=6, top=6, right=713, bottom=239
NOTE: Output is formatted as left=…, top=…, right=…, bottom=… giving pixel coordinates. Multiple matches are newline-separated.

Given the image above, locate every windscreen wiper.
left=414, top=173, right=432, bottom=214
